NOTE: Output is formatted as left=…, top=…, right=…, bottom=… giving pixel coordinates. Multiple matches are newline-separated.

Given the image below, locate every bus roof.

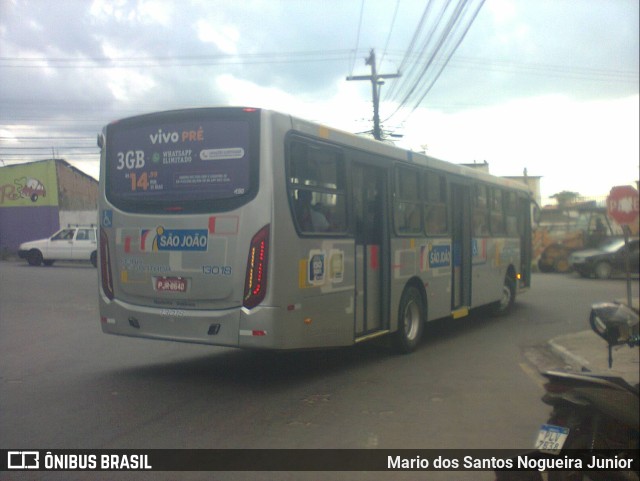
left=285, top=109, right=531, bottom=195
left=102, top=106, right=531, bottom=196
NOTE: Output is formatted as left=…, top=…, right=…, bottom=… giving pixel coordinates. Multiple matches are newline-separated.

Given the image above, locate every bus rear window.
left=105, top=110, right=259, bottom=213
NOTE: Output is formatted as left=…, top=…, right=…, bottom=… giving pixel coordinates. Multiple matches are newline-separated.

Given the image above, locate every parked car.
left=568, top=237, right=639, bottom=279
left=18, top=225, right=98, bottom=267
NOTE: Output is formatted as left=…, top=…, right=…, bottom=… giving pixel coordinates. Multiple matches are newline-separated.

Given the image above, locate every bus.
left=97, top=107, right=531, bottom=353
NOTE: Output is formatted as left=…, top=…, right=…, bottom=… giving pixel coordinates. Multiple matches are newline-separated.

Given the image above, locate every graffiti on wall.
left=0, top=162, right=59, bottom=207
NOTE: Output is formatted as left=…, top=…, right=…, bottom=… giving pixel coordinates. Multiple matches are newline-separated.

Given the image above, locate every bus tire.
left=90, top=251, right=98, bottom=268
left=493, top=272, right=516, bottom=316
left=393, top=286, right=425, bottom=354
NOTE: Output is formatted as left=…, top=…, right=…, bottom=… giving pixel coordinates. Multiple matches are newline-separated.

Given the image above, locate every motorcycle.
left=497, top=302, right=639, bottom=481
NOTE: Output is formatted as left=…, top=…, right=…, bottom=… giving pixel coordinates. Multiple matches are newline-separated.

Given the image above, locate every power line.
left=379, top=0, right=401, bottom=69
left=0, top=136, right=94, bottom=141
left=0, top=146, right=95, bottom=150
left=0, top=153, right=98, bottom=159
left=383, top=0, right=436, bottom=103
left=0, top=49, right=355, bottom=69
left=446, top=55, right=639, bottom=81
left=349, top=0, right=366, bottom=76
left=407, top=0, right=485, bottom=115
left=0, top=47, right=634, bottom=80
left=384, top=0, right=470, bottom=118
left=382, top=0, right=489, bottom=125
left=389, top=0, right=459, bottom=108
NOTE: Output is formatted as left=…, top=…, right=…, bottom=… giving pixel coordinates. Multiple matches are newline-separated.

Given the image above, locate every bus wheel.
left=90, top=251, right=97, bottom=268
left=494, top=273, right=516, bottom=316
left=393, top=286, right=424, bottom=354
left=27, top=249, right=43, bottom=266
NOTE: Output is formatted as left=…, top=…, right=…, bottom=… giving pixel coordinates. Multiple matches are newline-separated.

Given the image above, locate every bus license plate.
left=155, top=277, right=188, bottom=293
left=535, top=424, right=569, bottom=454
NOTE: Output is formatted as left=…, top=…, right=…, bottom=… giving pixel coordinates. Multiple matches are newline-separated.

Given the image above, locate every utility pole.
left=347, top=49, right=400, bottom=141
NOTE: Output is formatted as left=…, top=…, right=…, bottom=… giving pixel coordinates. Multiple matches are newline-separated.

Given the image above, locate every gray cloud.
left=1, top=0, right=637, bottom=180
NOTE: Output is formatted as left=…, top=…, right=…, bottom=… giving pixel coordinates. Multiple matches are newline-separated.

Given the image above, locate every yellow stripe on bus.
left=299, top=259, right=310, bottom=289
left=452, top=307, right=469, bottom=319
left=318, top=126, right=330, bottom=139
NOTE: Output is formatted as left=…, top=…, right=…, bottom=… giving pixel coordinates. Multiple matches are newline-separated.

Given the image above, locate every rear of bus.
left=98, top=107, right=278, bottom=348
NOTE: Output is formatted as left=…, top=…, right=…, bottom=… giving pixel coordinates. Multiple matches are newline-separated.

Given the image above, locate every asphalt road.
left=1, top=260, right=637, bottom=480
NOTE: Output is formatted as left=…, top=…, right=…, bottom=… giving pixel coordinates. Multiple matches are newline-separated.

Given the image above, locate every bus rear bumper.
left=99, top=298, right=347, bottom=350
left=99, top=298, right=243, bottom=347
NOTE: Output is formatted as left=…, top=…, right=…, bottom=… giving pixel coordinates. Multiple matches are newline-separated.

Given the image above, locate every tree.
left=550, top=191, right=580, bottom=208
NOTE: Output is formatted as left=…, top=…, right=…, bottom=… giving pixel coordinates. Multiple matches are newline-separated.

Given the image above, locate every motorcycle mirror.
left=589, top=302, right=639, bottom=347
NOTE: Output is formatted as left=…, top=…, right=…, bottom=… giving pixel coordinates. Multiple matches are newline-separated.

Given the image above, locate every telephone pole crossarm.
left=346, top=49, right=400, bottom=140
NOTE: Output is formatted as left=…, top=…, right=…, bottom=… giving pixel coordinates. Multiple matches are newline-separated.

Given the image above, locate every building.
left=0, top=159, right=98, bottom=254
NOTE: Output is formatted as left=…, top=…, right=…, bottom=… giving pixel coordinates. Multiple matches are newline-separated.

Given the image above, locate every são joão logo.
left=142, top=227, right=208, bottom=252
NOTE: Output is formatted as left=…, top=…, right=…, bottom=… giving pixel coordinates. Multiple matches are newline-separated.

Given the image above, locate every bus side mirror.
left=532, top=202, right=541, bottom=227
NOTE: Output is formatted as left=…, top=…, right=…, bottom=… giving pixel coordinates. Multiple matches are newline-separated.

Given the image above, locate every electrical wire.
left=349, top=0, right=366, bottom=77
left=0, top=49, right=355, bottom=69
left=383, top=0, right=434, bottom=103
left=407, top=0, right=485, bottom=115
left=380, top=0, right=493, bottom=127
left=379, top=0, right=401, bottom=70
left=2, top=15, right=637, bottom=164
left=384, top=0, right=470, bottom=120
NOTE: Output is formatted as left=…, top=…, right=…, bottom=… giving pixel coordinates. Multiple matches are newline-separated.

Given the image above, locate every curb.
left=547, top=330, right=640, bottom=386
left=547, top=338, right=592, bottom=371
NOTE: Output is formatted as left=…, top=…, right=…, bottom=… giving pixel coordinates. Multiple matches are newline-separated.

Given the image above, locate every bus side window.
left=394, top=166, right=421, bottom=235
left=424, top=172, right=448, bottom=235
left=473, top=185, right=489, bottom=236
left=490, top=188, right=506, bottom=235
left=294, top=189, right=329, bottom=232
left=504, top=192, right=518, bottom=237
left=287, top=138, right=347, bottom=235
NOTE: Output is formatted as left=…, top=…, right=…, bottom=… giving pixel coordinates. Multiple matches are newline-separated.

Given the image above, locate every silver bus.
left=97, top=107, right=531, bottom=353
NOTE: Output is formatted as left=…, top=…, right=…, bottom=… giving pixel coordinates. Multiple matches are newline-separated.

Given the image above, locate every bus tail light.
left=243, top=224, right=270, bottom=309
left=100, top=228, right=114, bottom=300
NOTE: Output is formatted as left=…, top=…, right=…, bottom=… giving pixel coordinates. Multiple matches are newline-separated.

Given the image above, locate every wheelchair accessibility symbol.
left=101, top=209, right=113, bottom=228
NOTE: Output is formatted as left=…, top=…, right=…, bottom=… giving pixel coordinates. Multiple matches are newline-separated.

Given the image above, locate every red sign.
left=607, top=185, right=639, bottom=225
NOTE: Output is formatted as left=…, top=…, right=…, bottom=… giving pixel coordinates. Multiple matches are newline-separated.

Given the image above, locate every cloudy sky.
left=1, top=0, right=638, bottom=201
